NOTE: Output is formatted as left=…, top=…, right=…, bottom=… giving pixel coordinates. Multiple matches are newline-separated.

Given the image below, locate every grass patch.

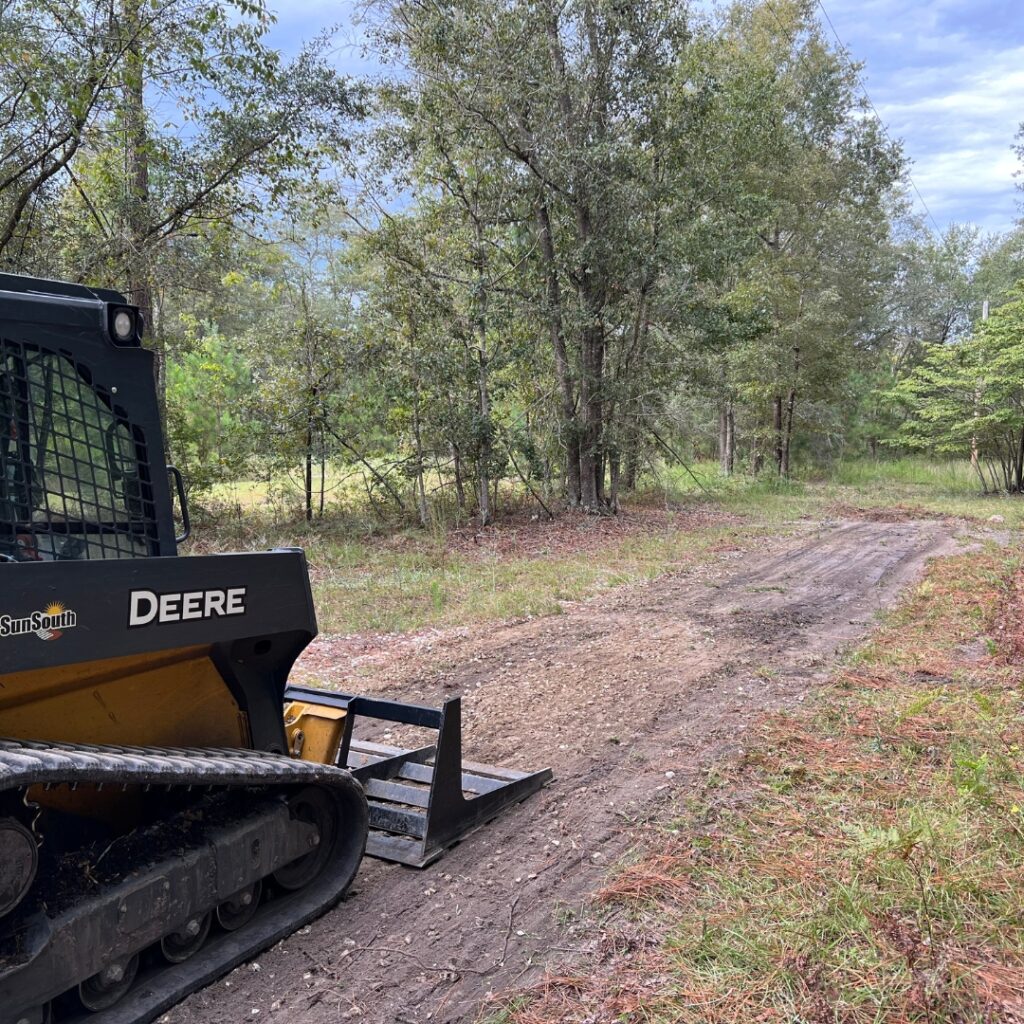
left=493, top=545, right=1024, bottom=1023
left=304, top=530, right=728, bottom=634
left=189, top=456, right=1024, bottom=635
left=648, top=456, right=1024, bottom=526
left=191, top=508, right=764, bottom=634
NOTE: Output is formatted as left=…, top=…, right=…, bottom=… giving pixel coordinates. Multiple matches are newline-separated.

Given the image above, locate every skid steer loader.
left=0, top=274, right=551, bottom=1024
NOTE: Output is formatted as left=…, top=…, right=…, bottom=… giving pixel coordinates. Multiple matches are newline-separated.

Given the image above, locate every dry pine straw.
left=483, top=546, right=1024, bottom=1024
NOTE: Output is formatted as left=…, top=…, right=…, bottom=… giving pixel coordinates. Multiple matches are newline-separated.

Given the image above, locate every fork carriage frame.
left=285, top=685, right=553, bottom=867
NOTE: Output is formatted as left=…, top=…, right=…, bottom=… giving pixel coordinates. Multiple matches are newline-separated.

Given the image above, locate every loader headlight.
left=107, top=305, right=142, bottom=346
left=113, top=309, right=134, bottom=341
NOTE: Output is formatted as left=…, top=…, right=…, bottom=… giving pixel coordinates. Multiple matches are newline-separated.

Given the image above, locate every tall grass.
left=645, top=456, right=1024, bottom=524
left=828, top=457, right=980, bottom=494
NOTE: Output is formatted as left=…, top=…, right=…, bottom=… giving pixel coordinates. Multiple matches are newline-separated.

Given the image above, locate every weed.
left=478, top=996, right=534, bottom=1024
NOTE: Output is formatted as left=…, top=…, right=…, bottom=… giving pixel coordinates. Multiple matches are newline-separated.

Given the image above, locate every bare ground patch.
left=166, top=517, right=973, bottom=1024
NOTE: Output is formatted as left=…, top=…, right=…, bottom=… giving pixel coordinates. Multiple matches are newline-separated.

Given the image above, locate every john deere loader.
left=0, top=274, right=550, bottom=1024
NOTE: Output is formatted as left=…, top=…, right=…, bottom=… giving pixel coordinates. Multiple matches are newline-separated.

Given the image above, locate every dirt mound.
left=824, top=501, right=952, bottom=523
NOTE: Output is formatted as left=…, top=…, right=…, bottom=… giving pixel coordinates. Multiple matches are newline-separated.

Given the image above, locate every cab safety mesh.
left=0, top=338, right=158, bottom=561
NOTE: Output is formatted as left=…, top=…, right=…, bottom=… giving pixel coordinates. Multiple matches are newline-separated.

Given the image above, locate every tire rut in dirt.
left=164, top=518, right=969, bottom=1024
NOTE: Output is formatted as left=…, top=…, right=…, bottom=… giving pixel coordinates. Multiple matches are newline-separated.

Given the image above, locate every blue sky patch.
left=266, top=0, right=1023, bottom=235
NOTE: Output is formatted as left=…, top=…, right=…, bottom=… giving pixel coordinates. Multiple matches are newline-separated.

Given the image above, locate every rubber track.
left=0, top=738, right=368, bottom=1024
left=0, top=737, right=352, bottom=792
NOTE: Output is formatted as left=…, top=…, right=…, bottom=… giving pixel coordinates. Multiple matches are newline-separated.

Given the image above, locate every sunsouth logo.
left=0, top=601, right=78, bottom=641
left=129, top=587, right=247, bottom=628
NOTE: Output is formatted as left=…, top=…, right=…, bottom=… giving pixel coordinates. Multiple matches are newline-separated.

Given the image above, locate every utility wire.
left=760, top=0, right=944, bottom=241
left=813, top=0, right=944, bottom=239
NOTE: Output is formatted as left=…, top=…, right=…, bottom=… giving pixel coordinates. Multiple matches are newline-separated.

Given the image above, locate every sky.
left=822, top=0, right=1022, bottom=235
left=266, top=0, right=1023, bottom=237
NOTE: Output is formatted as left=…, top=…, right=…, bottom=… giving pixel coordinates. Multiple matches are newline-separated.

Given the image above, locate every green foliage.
left=166, top=328, right=252, bottom=495
left=1, top=0, right=359, bottom=287
left=890, top=285, right=1024, bottom=492
left=5, top=0, right=1024, bottom=529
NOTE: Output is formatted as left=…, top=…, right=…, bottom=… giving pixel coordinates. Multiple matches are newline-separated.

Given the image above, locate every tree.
left=891, top=284, right=1024, bottom=493
left=887, top=223, right=984, bottom=371
left=369, top=0, right=690, bottom=510
left=0, top=1, right=124, bottom=268
left=975, top=226, right=1024, bottom=314
left=165, top=326, right=252, bottom=496
left=2, top=0, right=361, bottom=406
left=699, top=0, right=903, bottom=477
left=235, top=220, right=365, bottom=523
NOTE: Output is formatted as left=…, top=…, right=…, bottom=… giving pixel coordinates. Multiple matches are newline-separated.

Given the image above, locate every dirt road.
left=167, top=516, right=971, bottom=1024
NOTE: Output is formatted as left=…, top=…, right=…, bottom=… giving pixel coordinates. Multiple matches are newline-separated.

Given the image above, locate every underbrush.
left=488, top=545, right=1024, bottom=1023
left=829, top=457, right=979, bottom=492
left=202, top=456, right=1021, bottom=535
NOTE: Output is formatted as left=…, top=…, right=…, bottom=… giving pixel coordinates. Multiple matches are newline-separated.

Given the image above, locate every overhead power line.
left=813, top=0, right=944, bottom=239
left=759, top=0, right=944, bottom=239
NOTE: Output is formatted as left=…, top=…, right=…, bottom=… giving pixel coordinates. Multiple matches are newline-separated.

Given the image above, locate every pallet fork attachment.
left=282, top=686, right=553, bottom=868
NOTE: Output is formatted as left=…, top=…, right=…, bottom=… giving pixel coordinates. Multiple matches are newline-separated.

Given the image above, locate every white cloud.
left=825, top=0, right=1021, bottom=232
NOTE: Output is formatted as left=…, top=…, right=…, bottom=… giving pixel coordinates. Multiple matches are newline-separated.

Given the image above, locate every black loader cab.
left=0, top=272, right=182, bottom=563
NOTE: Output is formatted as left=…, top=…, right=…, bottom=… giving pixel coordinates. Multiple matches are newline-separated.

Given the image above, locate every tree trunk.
left=751, top=423, right=764, bottom=475
left=1016, top=425, right=1024, bottom=492
left=452, top=442, right=466, bottom=511
left=623, top=422, right=639, bottom=490
left=615, top=288, right=652, bottom=497
left=609, top=450, right=620, bottom=512
left=718, top=406, right=728, bottom=474
left=578, top=318, right=604, bottom=510
left=304, top=418, right=314, bottom=523
left=319, top=448, right=326, bottom=518
left=973, top=450, right=989, bottom=492
left=122, top=0, right=160, bottom=415
left=535, top=199, right=580, bottom=505
left=970, top=391, right=980, bottom=476
left=782, top=387, right=797, bottom=478
left=594, top=328, right=606, bottom=506
left=476, top=347, right=492, bottom=527
left=781, top=348, right=799, bottom=478
left=773, top=395, right=784, bottom=475
left=413, top=400, right=428, bottom=528
left=725, top=403, right=735, bottom=475
left=472, top=219, right=493, bottom=527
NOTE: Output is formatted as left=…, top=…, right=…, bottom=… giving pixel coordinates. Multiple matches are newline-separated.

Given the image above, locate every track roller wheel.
left=217, top=880, right=263, bottom=931
left=78, top=954, right=139, bottom=1012
left=160, top=911, right=213, bottom=963
left=273, top=787, right=339, bottom=891
left=0, top=817, right=38, bottom=917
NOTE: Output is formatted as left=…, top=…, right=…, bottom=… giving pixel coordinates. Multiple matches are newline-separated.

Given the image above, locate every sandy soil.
left=166, top=516, right=979, bottom=1024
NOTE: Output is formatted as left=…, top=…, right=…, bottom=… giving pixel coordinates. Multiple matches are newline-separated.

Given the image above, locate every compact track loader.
left=0, top=274, right=551, bottom=1024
